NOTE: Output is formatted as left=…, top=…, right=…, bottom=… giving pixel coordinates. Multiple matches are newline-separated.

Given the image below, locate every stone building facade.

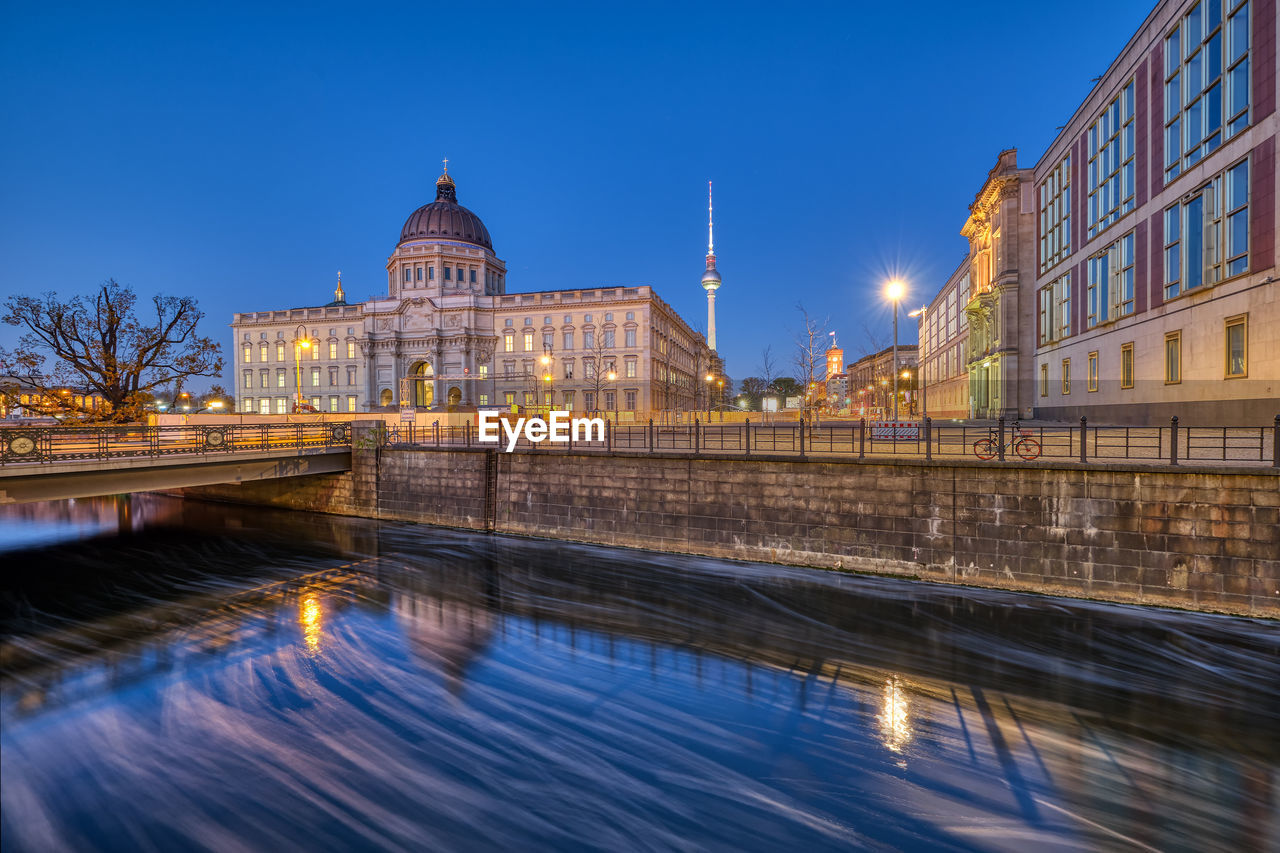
left=960, top=150, right=1037, bottom=420
left=232, top=169, right=711, bottom=419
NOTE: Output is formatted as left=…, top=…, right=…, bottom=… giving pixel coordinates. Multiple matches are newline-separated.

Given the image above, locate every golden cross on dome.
left=442, top=157, right=449, bottom=174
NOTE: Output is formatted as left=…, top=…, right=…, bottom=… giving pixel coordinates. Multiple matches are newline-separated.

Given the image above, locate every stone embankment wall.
left=181, top=427, right=1280, bottom=616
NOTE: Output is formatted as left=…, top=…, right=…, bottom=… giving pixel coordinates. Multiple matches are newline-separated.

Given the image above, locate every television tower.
left=701, top=181, right=721, bottom=351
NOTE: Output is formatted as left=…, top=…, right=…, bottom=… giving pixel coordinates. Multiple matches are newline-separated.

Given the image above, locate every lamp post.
left=716, top=379, right=724, bottom=419
left=540, top=348, right=554, bottom=416
left=293, top=324, right=311, bottom=412
left=607, top=368, right=617, bottom=420
left=908, top=306, right=927, bottom=420
left=885, top=280, right=905, bottom=419
left=704, top=373, right=714, bottom=419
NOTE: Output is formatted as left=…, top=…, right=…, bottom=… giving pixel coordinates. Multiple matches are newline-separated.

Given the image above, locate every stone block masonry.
left=181, top=431, right=1280, bottom=617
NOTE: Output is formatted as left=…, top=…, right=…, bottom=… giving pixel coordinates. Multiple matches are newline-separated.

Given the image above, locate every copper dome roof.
left=398, top=171, right=493, bottom=251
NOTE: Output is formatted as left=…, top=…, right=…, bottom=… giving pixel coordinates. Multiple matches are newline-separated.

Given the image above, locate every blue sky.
left=1, top=0, right=1155, bottom=387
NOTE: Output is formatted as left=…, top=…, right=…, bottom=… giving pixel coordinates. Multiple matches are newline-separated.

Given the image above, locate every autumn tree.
left=1, top=280, right=223, bottom=423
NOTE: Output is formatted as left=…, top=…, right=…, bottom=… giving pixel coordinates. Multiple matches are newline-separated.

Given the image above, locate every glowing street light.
left=885, top=280, right=906, bottom=419
left=293, top=323, right=311, bottom=412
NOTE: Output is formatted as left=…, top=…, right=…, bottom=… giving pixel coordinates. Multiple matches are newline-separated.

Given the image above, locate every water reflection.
left=878, top=675, right=912, bottom=757
left=1, top=496, right=1277, bottom=851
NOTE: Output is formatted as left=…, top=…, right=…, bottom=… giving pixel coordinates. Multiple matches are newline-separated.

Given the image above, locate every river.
left=1, top=495, right=1276, bottom=852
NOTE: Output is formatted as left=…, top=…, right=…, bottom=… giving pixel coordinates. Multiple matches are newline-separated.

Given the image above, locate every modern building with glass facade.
left=1031, top=0, right=1276, bottom=423
left=917, top=0, right=1276, bottom=424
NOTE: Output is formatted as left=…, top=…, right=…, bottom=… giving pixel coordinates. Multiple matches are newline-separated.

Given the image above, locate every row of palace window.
left=497, top=357, right=639, bottom=379
left=243, top=366, right=359, bottom=389
left=497, top=390, right=639, bottom=411
left=1039, top=314, right=1248, bottom=395
left=1036, top=155, right=1249, bottom=340
left=243, top=396, right=359, bottom=414
left=401, top=264, right=500, bottom=288
left=503, top=327, right=638, bottom=353
left=1039, top=0, right=1252, bottom=270
left=243, top=339, right=357, bottom=363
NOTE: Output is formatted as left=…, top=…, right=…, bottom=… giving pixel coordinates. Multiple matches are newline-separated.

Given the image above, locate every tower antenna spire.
left=707, top=180, right=714, bottom=257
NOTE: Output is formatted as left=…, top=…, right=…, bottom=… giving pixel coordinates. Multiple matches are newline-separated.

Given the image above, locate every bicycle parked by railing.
left=973, top=420, right=1042, bottom=460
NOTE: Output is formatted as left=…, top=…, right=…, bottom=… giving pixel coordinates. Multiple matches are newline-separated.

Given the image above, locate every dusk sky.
left=1, top=0, right=1155, bottom=388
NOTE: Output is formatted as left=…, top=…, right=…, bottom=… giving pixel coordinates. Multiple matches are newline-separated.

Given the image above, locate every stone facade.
left=961, top=150, right=1037, bottom=420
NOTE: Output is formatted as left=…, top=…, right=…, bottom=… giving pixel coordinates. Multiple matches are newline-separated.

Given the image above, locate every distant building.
left=848, top=346, right=918, bottom=417
left=0, top=375, right=108, bottom=420
left=918, top=257, right=972, bottom=420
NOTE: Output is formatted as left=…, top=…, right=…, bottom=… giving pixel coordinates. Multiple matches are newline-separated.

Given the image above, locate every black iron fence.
left=0, top=422, right=352, bottom=465
left=382, top=415, right=1280, bottom=468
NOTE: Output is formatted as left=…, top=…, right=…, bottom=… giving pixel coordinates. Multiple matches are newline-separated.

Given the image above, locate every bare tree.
left=583, top=326, right=617, bottom=415
left=2, top=281, right=223, bottom=423
left=792, top=303, right=829, bottom=420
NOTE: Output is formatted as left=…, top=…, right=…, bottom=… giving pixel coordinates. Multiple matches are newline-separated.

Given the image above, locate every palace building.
left=231, top=166, right=713, bottom=419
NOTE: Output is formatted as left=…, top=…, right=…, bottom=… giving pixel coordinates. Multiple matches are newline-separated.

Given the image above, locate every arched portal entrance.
left=447, top=386, right=462, bottom=408
left=379, top=388, right=393, bottom=407
left=408, top=361, right=434, bottom=408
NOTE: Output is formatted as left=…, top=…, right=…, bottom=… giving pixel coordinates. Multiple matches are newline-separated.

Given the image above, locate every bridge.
left=0, top=423, right=352, bottom=505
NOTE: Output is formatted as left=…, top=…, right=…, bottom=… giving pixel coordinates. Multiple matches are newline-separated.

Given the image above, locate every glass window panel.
left=1227, top=211, right=1248, bottom=258
left=1166, top=73, right=1181, bottom=118
left=1226, top=322, right=1245, bottom=376
left=1228, top=60, right=1249, bottom=116
left=1207, top=0, right=1221, bottom=32
left=1229, top=5, right=1249, bottom=61
left=1206, top=82, right=1222, bottom=132
left=1188, top=50, right=1203, bottom=96
left=1207, top=33, right=1222, bottom=81
left=1186, top=196, right=1204, bottom=290
left=1167, top=30, right=1181, bottom=75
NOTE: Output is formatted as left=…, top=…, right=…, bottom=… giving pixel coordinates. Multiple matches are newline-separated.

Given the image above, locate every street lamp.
left=908, top=306, right=928, bottom=420
left=704, top=373, right=714, bottom=419
left=885, top=280, right=905, bottom=419
left=607, top=368, right=617, bottom=420
left=293, top=324, right=311, bottom=412
left=540, top=347, right=554, bottom=414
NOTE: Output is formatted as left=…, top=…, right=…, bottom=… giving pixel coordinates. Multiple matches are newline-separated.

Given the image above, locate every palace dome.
left=399, top=171, right=493, bottom=252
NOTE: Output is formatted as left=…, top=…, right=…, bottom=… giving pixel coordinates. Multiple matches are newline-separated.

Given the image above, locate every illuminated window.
left=311, top=367, right=321, bottom=387
left=478, top=365, right=488, bottom=377
left=347, top=395, right=357, bottom=412
left=1061, top=359, right=1071, bottom=395
left=523, top=333, right=534, bottom=351
left=478, top=394, right=488, bottom=406
left=1165, top=331, right=1182, bottom=384
left=243, top=344, right=252, bottom=363
left=260, top=370, right=269, bottom=388
left=276, top=398, right=288, bottom=414
left=1087, top=351, right=1099, bottom=392
left=1225, top=314, right=1247, bottom=377
left=1121, top=343, right=1134, bottom=389
left=259, top=342, right=269, bottom=361
left=276, top=369, right=286, bottom=388
left=276, top=342, right=285, bottom=361
left=1087, top=80, right=1135, bottom=237
left=504, top=333, right=514, bottom=353
left=1039, top=363, right=1048, bottom=397
left=625, top=358, right=637, bottom=378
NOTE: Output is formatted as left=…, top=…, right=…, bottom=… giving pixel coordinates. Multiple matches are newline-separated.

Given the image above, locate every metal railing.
left=0, top=422, right=352, bottom=466
left=381, top=415, right=1280, bottom=468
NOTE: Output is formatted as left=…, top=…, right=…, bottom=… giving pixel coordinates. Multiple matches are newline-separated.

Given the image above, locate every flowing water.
left=1, top=495, right=1276, bottom=852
